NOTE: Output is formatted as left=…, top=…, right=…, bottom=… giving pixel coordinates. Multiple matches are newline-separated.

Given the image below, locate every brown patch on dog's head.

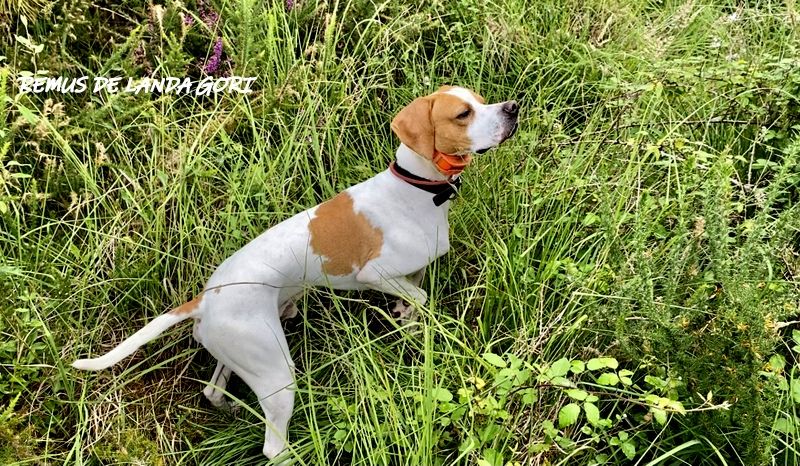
left=431, top=92, right=476, bottom=154
left=171, top=295, right=202, bottom=315
left=391, top=86, right=477, bottom=158
left=309, top=192, right=383, bottom=276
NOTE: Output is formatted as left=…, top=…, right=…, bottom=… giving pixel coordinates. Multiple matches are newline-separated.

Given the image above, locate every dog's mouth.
left=504, top=121, right=519, bottom=140
left=474, top=122, right=519, bottom=155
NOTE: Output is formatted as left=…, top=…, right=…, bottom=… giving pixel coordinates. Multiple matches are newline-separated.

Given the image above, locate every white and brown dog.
left=72, top=86, right=519, bottom=459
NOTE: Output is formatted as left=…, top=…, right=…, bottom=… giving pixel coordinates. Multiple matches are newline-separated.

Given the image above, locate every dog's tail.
left=71, top=296, right=202, bottom=371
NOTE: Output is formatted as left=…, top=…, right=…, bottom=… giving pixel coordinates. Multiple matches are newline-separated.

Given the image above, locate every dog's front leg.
left=391, top=268, right=426, bottom=322
left=356, top=268, right=427, bottom=322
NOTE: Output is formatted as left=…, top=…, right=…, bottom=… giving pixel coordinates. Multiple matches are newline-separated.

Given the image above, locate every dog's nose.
left=502, top=100, right=519, bottom=116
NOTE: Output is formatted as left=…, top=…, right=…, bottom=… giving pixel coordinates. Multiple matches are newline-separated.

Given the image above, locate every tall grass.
left=1, top=0, right=799, bottom=464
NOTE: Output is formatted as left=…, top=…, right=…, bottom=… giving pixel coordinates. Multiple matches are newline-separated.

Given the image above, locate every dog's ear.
left=391, top=96, right=434, bottom=159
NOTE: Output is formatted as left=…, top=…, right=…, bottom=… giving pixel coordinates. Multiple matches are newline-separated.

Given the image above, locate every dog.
left=72, top=85, right=519, bottom=460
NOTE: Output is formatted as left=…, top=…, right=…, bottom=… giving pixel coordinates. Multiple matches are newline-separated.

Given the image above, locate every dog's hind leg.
left=202, top=293, right=302, bottom=411
left=203, top=309, right=296, bottom=459
left=231, top=323, right=295, bottom=459
left=241, top=368, right=295, bottom=460
left=198, top=285, right=296, bottom=459
left=203, top=360, right=234, bottom=411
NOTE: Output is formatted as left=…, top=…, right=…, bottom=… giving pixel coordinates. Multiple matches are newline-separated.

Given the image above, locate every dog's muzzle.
left=475, top=101, right=520, bottom=153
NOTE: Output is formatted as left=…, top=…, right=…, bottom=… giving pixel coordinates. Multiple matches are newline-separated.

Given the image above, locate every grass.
left=1, top=0, right=799, bottom=464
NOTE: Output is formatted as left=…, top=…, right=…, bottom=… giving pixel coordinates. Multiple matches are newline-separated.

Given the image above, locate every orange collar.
left=432, top=150, right=472, bottom=177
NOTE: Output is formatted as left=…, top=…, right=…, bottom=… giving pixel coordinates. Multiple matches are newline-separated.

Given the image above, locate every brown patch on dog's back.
left=171, top=295, right=202, bottom=315
left=309, top=192, right=383, bottom=276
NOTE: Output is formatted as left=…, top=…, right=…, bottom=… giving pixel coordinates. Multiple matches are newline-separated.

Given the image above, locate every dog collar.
left=389, top=161, right=462, bottom=206
left=432, top=150, right=472, bottom=177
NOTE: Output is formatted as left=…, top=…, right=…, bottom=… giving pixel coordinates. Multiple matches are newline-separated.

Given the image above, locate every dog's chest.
left=348, top=173, right=451, bottom=256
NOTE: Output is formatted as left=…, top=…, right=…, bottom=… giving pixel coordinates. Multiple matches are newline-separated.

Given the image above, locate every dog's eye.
left=455, top=108, right=471, bottom=119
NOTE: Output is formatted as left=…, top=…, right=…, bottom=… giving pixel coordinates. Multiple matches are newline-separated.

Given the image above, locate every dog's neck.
left=395, top=144, right=450, bottom=181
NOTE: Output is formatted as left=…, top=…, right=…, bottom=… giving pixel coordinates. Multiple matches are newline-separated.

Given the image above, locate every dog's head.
left=391, top=86, right=518, bottom=163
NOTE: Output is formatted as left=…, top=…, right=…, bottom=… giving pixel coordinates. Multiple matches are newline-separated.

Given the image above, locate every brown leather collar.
left=389, top=162, right=462, bottom=206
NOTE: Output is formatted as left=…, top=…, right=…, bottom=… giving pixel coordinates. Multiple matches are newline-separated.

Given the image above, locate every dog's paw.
left=391, top=299, right=419, bottom=325
left=279, top=301, right=299, bottom=320
left=203, top=387, right=239, bottom=415
left=263, top=438, right=290, bottom=462
left=215, top=398, right=240, bottom=416
left=220, top=400, right=241, bottom=416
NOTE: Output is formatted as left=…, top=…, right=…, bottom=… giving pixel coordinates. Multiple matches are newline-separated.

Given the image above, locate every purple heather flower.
left=198, top=0, right=220, bottom=27
left=204, top=37, right=223, bottom=75
left=286, top=0, right=294, bottom=10
left=183, top=14, right=195, bottom=27
left=202, top=9, right=219, bottom=27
